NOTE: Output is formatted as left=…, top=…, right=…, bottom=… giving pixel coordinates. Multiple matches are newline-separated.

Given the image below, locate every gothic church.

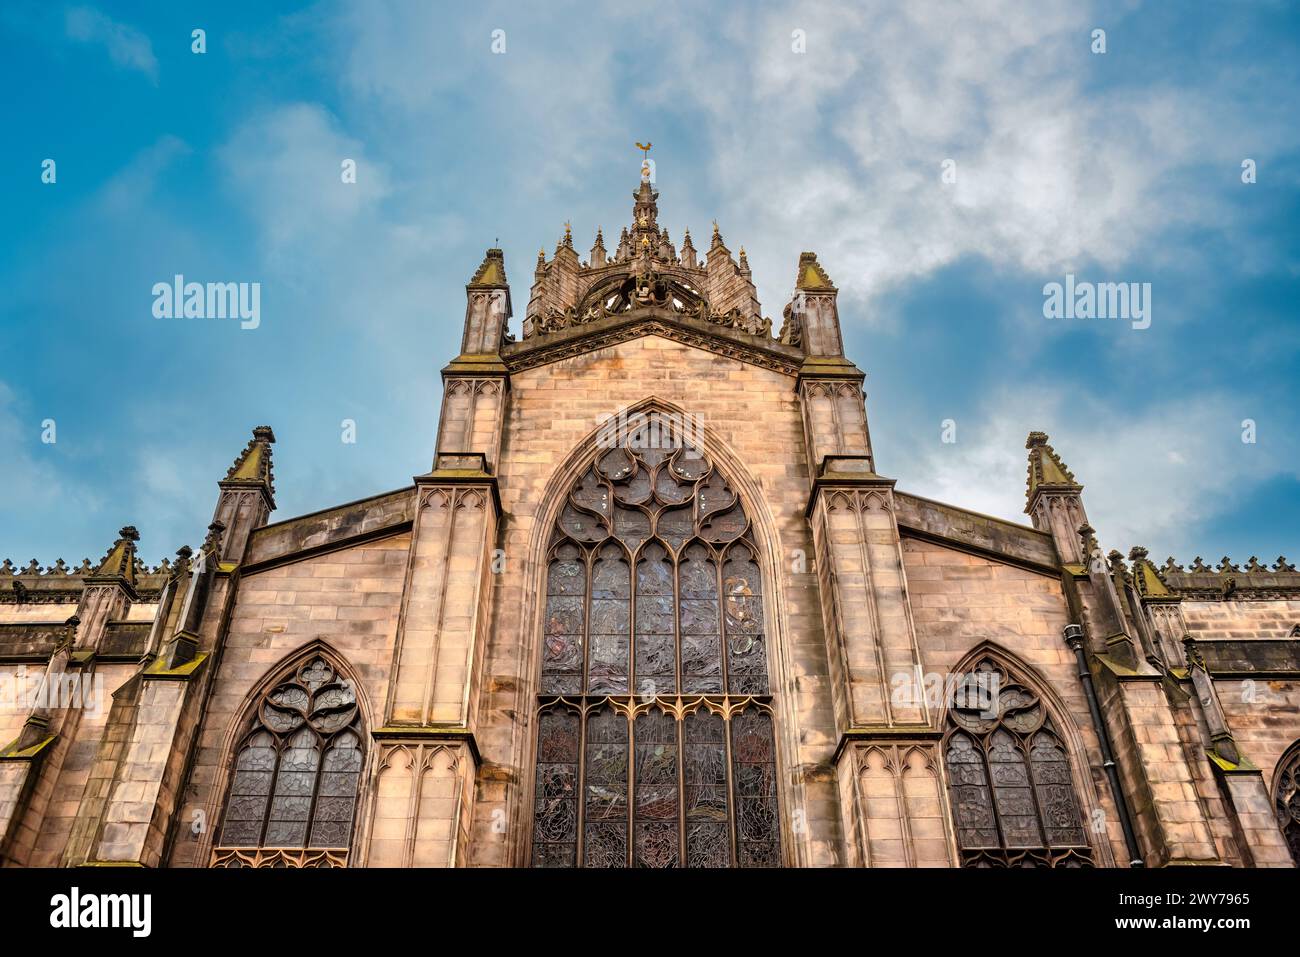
left=3, top=165, right=1299, bottom=868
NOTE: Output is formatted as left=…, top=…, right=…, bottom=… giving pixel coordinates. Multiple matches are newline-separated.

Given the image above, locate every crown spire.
left=555, top=221, right=575, bottom=255
left=631, top=147, right=660, bottom=249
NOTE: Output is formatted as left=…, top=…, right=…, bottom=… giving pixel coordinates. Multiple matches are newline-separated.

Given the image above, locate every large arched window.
left=212, top=654, right=364, bottom=868
left=532, top=413, right=780, bottom=867
left=943, top=656, right=1093, bottom=868
left=1273, top=741, right=1300, bottom=865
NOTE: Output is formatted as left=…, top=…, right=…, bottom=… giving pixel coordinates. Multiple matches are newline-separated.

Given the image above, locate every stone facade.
left=2, top=165, right=1298, bottom=869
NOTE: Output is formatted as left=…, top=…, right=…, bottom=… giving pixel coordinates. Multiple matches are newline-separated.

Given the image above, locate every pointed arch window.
left=212, top=654, right=364, bottom=868
left=1273, top=741, right=1300, bottom=865
left=532, top=413, right=780, bottom=867
left=943, top=657, right=1093, bottom=868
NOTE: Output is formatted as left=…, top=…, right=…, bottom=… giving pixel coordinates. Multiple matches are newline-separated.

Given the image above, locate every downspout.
left=1064, top=622, right=1145, bottom=867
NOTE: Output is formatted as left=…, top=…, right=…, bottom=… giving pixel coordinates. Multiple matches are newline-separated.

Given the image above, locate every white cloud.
left=65, top=5, right=158, bottom=82
left=900, top=384, right=1299, bottom=559
left=218, top=103, right=393, bottom=262
left=630, top=0, right=1296, bottom=318
left=0, top=381, right=103, bottom=538
left=315, top=0, right=1299, bottom=321
left=95, top=135, right=190, bottom=215
left=327, top=0, right=629, bottom=193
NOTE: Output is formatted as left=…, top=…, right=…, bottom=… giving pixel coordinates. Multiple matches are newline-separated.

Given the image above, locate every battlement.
left=1116, top=546, right=1300, bottom=601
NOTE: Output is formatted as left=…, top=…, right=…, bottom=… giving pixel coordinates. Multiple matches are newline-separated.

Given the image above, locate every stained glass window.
left=1274, top=742, right=1300, bottom=866
left=532, top=414, right=780, bottom=867
left=943, top=657, right=1093, bottom=868
left=216, top=655, right=364, bottom=857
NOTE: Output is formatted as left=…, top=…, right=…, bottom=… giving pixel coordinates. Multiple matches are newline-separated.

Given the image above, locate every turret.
left=789, top=252, right=843, bottom=356
left=462, top=248, right=512, bottom=353
left=212, top=426, right=275, bottom=565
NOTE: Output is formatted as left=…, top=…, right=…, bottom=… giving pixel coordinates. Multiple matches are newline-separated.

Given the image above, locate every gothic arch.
left=1271, top=738, right=1300, bottom=865
left=511, top=397, right=799, bottom=867
left=938, top=642, right=1109, bottom=867
left=206, top=640, right=373, bottom=868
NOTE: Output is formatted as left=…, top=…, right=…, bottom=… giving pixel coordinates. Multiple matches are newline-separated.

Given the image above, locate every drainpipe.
left=1064, top=623, right=1144, bottom=867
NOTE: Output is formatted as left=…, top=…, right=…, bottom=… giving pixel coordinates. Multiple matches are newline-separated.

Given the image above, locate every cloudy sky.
left=2, top=1, right=1297, bottom=568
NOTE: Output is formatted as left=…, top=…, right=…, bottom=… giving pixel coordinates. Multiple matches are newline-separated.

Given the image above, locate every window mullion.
left=575, top=704, right=588, bottom=867
left=582, top=548, right=594, bottom=694
left=257, top=732, right=283, bottom=849
left=716, top=545, right=730, bottom=695
left=302, top=729, right=327, bottom=849
left=723, top=705, right=739, bottom=867
left=625, top=703, right=635, bottom=867
left=978, top=732, right=1008, bottom=859
left=677, top=709, right=686, bottom=865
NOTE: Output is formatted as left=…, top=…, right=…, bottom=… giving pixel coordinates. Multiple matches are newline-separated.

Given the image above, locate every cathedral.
left=2, top=163, right=1298, bottom=869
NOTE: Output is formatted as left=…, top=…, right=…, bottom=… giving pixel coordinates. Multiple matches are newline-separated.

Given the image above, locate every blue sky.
left=1, top=1, right=1297, bottom=568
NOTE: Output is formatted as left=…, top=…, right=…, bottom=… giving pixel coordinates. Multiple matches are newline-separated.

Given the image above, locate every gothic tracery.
left=213, top=654, right=363, bottom=867
left=532, top=413, right=780, bottom=867
left=943, top=656, right=1094, bottom=868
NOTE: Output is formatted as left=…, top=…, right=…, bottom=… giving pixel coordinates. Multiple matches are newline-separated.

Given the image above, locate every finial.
left=589, top=227, right=608, bottom=267
left=204, top=520, right=227, bottom=553
left=223, top=426, right=277, bottom=504
left=636, top=141, right=652, bottom=160
left=1077, top=523, right=1098, bottom=557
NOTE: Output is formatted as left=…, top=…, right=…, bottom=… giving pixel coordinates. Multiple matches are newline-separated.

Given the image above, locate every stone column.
left=366, top=254, right=512, bottom=867
left=792, top=267, right=934, bottom=865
